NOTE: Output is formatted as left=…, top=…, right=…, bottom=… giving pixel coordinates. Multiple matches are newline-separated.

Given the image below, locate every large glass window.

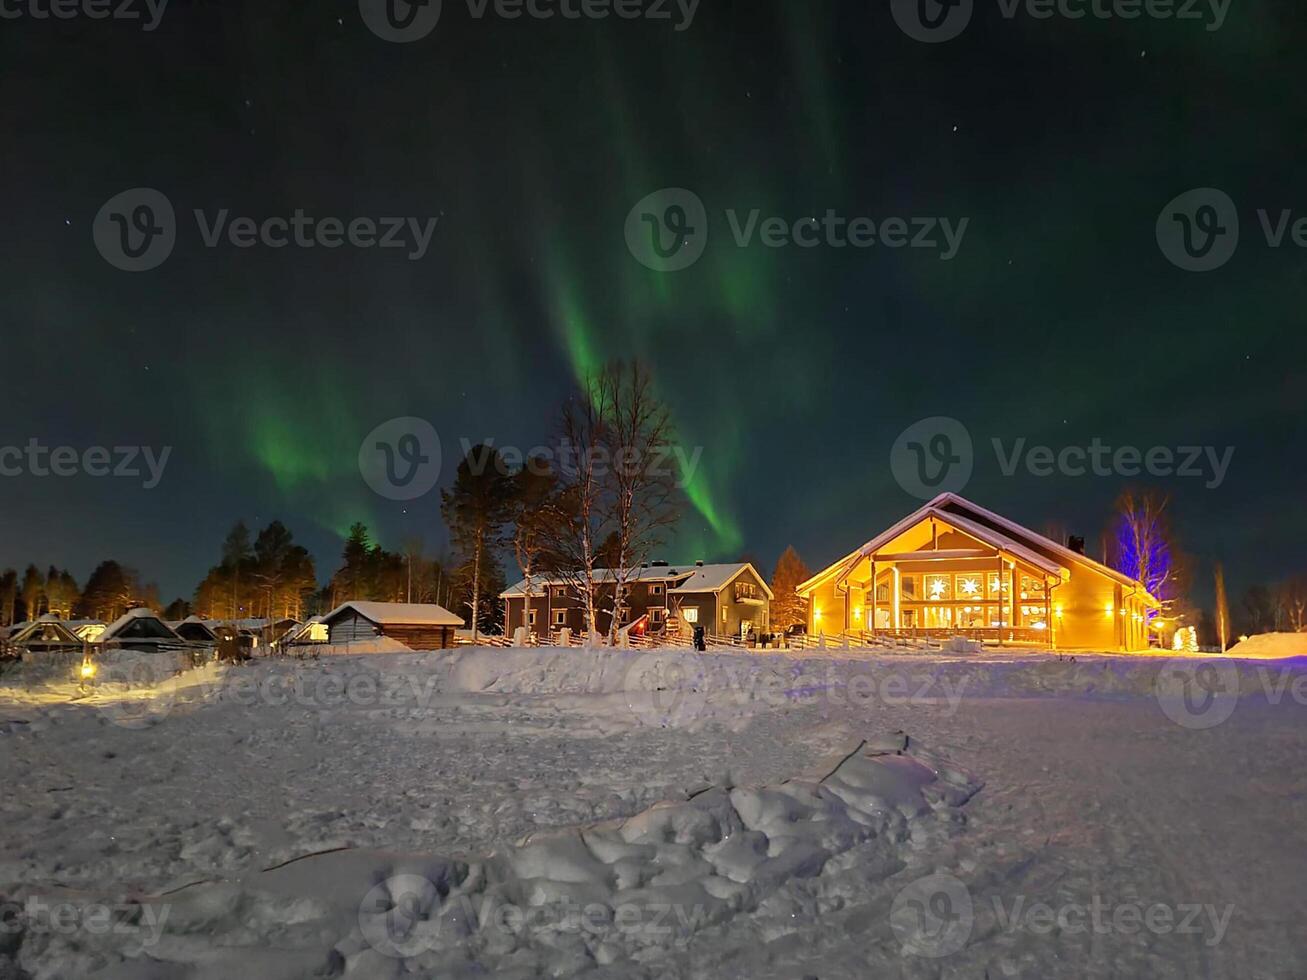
left=923, top=606, right=954, bottom=628
left=900, top=574, right=917, bottom=600
left=955, top=574, right=984, bottom=600
left=924, top=574, right=952, bottom=601
left=1021, top=605, right=1047, bottom=629
left=987, top=573, right=1011, bottom=599
left=1019, top=575, right=1046, bottom=601
left=957, top=606, right=985, bottom=628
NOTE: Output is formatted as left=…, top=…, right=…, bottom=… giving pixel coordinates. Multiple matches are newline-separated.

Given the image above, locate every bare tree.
left=1109, top=489, right=1181, bottom=615
left=1277, top=578, right=1307, bottom=633
left=537, top=387, right=613, bottom=643
left=1213, top=562, right=1230, bottom=652
left=597, top=361, right=681, bottom=644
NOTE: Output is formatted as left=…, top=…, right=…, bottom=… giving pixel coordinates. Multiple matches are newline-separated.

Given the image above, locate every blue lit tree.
left=1109, top=488, right=1181, bottom=617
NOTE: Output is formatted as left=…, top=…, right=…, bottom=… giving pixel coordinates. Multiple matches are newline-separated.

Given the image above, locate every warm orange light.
left=80, top=661, right=97, bottom=679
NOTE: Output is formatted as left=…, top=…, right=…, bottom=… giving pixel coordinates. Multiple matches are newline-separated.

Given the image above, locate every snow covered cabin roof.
left=7, top=617, right=83, bottom=647
left=97, top=608, right=184, bottom=643
left=322, top=601, right=464, bottom=628
left=501, top=563, right=766, bottom=599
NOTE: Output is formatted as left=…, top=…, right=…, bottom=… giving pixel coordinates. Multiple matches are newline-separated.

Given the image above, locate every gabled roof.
left=669, top=563, right=774, bottom=598
left=798, top=493, right=1159, bottom=606
left=322, top=601, right=464, bottom=628
left=171, top=616, right=219, bottom=641
left=934, top=494, right=1159, bottom=602
left=7, top=617, right=83, bottom=647
left=98, top=608, right=183, bottom=643
left=281, top=616, right=326, bottom=643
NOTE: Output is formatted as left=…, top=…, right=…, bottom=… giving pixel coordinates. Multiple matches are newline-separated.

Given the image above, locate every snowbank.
left=1228, top=632, right=1307, bottom=659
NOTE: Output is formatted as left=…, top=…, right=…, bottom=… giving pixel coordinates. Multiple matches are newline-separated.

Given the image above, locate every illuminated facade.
left=797, top=493, right=1159, bottom=651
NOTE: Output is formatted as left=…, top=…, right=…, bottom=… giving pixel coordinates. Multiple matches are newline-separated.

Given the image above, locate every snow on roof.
left=501, top=563, right=762, bottom=599
left=98, top=608, right=182, bottom=642
left=7, top=618, right=82, bottom=646
left=323, top=601, right=464, bottom=628
left=797, top=493, right=1159, bottom=606
left=934, top=494, right=1159, bottom=602
left=669, top=563, right=774, bottom=598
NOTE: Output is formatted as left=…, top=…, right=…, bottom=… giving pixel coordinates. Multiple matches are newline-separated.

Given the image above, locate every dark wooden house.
left=322, top=601, right=464, bottom=650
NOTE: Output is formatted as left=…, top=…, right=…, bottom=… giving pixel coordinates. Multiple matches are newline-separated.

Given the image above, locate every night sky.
left=3, top=0, right=1305, bottom=604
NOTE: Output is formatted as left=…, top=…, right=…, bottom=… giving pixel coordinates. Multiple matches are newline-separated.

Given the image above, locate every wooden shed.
left=321, top=601, right=464, bottom=650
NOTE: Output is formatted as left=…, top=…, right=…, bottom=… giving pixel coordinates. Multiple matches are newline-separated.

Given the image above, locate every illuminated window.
left=1020, top=575, right=1046, bottom=600
left=923, top=606, right=954, bottom=628
left=958, top=606, right=984, bottom=627
left=987, top=573, right=1011, bottom=599
left=955, top=574, right=984, bottom=599
left=682, top=607, right=699, bottom=624
left=924, top=575, right=952, bottom=601
left=900, top=574, right=917, bottom=600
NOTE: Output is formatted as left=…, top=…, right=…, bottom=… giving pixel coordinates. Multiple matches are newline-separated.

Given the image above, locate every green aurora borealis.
left=3, top=0, right=1305, bottom=599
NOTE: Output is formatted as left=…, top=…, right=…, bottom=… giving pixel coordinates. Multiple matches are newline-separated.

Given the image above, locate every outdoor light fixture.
left=80, top=661, right=97, bottom=679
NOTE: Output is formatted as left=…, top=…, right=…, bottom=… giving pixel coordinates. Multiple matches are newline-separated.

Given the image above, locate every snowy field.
left=3, top=644, right=1307, bottom=979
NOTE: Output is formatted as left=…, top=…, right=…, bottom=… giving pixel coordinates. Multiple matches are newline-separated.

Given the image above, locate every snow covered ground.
left=2, top=645, right=1307, bottom=978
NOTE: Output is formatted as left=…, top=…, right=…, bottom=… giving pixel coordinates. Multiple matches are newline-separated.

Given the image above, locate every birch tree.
left=537, top=388, right=612, bottom=643
left=597, top=361, right=680, bottom=644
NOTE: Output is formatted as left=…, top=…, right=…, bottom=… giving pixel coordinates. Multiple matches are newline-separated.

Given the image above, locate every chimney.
left=696, top=560, right=704, bottom=567
left=1067, top=535, right=1086, bottom=555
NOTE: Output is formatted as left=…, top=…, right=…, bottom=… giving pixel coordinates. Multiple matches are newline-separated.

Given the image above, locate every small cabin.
left=172, top=616, right=219, bottom=644
left=96, top=609, right=184, bottom=651
left=321, top=602, right=464, bottom=650
left=7, top=616, right=84, bottom=653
